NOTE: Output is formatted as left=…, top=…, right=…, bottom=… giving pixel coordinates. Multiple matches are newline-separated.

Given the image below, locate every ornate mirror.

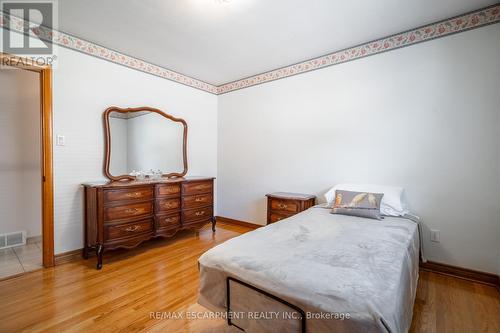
left=103, top=106, right=187, bottom=181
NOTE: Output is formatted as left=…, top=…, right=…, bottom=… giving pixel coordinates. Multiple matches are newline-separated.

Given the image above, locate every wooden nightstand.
left=266, top=192, right=316, bottom=224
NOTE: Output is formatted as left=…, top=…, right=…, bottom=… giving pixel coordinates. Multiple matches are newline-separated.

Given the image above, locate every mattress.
left=198, top=207, right=420, bottom=333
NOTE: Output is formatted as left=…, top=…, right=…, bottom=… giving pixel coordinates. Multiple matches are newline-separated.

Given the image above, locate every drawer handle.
left=126, top=192, right=143, bottom=198
left=278, top=203, right=288, bottom=209
left=164, top=187, right=178, bottom=193
left=195, top=211, right=205, bottom=216
left=125, top=208, right=143, bottom=214
left=125, top=225, right=140, bottom=232
left=164, top=202, right=177, bottom=208
left=164, top=217, right=176, bottom=223
left=195, top=197, right=205, bottom=202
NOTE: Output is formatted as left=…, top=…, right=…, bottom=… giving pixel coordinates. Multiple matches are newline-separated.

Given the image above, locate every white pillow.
left=324, top=183, right=409, bottom=216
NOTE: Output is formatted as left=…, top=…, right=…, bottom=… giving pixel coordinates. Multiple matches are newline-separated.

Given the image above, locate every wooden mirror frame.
left=103, top=106, right=188, bottom=181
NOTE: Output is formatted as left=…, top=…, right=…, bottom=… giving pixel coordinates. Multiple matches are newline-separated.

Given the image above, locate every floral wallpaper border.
left=0, top=12, right=219, bottom=94
left=216, top=4, right=500, bottom=94
left=1, top=4, right=499, bottom=95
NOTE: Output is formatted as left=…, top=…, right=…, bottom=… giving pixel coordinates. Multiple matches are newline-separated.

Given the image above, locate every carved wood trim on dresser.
left=83, top=177, right=215, bottom=269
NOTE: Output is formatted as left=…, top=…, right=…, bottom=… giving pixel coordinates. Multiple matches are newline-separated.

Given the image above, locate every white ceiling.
left=59, top=0, right=497, bottom=85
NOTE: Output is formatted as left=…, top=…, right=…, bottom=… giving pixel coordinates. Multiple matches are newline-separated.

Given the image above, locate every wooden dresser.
left=266, top=192, right=316, bottom=224
left=83, top=177, right=214, bottom=269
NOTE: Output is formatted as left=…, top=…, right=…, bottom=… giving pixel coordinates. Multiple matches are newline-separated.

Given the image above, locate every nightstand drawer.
left=269, top=212, right=293, bottom=223
left=269, top=199, right=300, bottom=213
left=266, top=192, right=316, bottom=225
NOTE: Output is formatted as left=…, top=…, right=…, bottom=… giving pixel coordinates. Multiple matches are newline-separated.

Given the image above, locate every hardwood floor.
left=0, top=222, right=498, bottom=333
left=410, top=271, right=500, bottom=333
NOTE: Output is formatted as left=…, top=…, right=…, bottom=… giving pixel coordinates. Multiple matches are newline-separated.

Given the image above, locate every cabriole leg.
left=96, top=244, right=103, bottom=270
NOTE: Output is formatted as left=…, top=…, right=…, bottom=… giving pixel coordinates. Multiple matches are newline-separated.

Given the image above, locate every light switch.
left=56, top=135, right=66, bottom=146
left=430, top=229, right=440, bottom=242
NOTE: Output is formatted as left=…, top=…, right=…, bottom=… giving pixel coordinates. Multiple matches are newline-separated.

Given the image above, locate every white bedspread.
left=198, top=207, right=420, bottom=333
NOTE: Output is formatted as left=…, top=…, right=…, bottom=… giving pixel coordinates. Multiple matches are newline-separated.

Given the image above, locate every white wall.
left=0, top=68, right=41, bottom=238
left=51, top=46, right=218, bottom=254
left=217, top=24, right=500, bottom=274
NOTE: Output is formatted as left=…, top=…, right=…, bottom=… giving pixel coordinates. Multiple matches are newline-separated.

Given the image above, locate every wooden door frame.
left=1, top=53, right=54, bottom=267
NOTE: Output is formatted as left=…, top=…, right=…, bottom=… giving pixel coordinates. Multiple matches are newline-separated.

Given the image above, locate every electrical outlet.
left=56, top=135, right=66, bottom=146
left=430, top=229, right=440, bottom=242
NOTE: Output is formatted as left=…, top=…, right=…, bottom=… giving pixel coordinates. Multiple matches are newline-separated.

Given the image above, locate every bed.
left=198, top=206, right=421, bottom=333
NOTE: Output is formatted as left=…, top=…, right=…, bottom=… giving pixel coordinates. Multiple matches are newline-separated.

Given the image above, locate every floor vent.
left=0, top=231, right=26, bottom=249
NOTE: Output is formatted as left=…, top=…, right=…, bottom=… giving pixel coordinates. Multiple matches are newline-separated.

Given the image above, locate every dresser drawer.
left=105, top=219, right=153, bottom=241
left=156, top=198, right=181, bottom=213
left=182, top=181, right=213, bottom=195
left=183, top=206, right=213, bottom=223
left=156, top=213, right=181, bottom=229
left=103, top=187, right=153, bottom=203
left=269, top=199, right=300, bottom=213
left=182, top=193, right=213, bottom=209
left=104, top=202, right=152, bottom=221
left=269, top=212, right=293, bottom=223
left=156, top=184, right=181, bottom=197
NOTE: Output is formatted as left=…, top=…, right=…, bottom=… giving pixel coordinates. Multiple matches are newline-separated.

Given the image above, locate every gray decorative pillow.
left=331, top=190, right=384, bottom=220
